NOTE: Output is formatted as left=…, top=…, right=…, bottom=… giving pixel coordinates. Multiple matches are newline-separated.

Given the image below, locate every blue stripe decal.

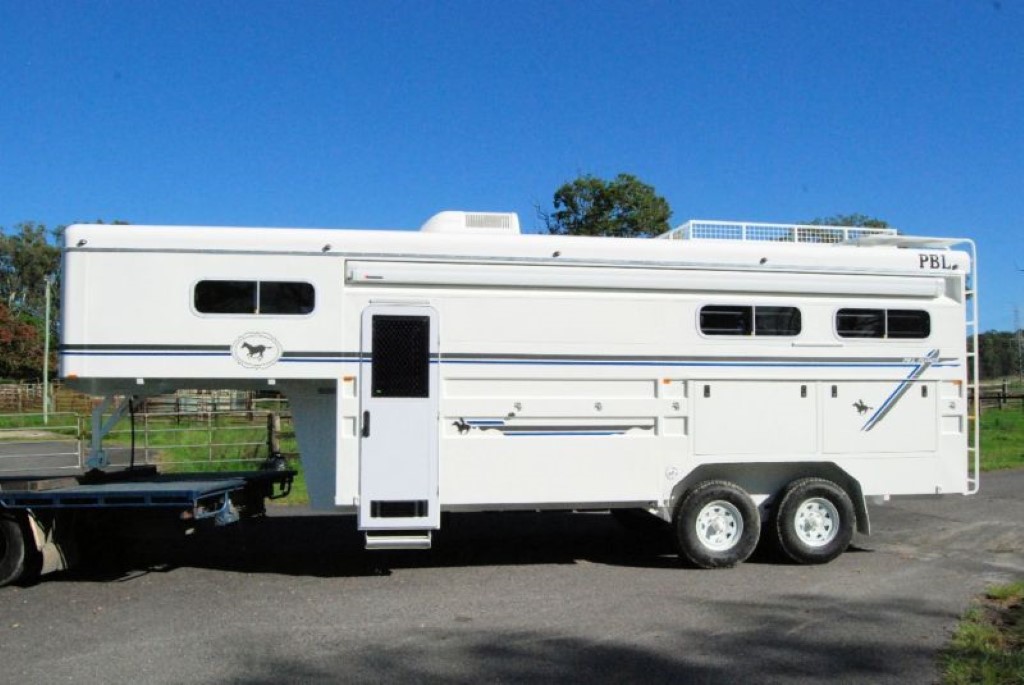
left=61, top=351, right=231, bottom=358
left=507, top=431, right=626, bottom=437
left=861, top=349, right=940, bottom=431
left=60, top=352, right=959, bottom=370
left=443, top=359, right=957, bottom=369
left=460, top=418, right=644, bottom=437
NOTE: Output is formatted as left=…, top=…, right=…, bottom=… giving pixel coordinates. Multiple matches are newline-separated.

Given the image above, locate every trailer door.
left=358, top=306, right=440, bottom=531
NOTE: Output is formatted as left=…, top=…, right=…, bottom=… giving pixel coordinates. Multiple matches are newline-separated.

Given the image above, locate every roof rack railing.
left=658, top=220, right=897, bottom=245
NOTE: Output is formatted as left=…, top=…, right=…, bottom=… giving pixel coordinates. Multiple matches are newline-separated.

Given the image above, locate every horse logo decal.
left=232, top=332, right=282, bottom=369
left=241, top=342, right=272, bottom=360
left=852, top=400, right=873, bottom=415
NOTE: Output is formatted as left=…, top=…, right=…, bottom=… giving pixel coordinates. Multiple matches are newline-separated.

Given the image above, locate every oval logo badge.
left=231, top=332, right=282, bottom=369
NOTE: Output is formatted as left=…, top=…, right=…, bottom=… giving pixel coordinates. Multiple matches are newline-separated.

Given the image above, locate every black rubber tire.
left=773, top=478, right=855, bottom=565
left=0, top=512, right=28, bottom=587
left=673, top=480, right=761, bottom=569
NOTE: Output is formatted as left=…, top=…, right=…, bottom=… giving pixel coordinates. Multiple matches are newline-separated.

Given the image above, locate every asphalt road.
left=1, top=470, right=1022, bottom=684
left=0, top=439, right=81, bottom=473
left=0, top=439, right=134, bottom=475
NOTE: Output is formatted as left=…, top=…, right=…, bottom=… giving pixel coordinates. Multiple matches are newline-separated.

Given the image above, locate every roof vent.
left=419, top=211, right=520, bottom=235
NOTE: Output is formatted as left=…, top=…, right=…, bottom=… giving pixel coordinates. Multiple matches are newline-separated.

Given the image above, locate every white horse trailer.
left=53, top=212, right=979, bottom=569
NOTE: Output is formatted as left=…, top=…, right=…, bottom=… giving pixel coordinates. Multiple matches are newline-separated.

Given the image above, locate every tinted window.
left=371, top=315, right=430, bottom=398
left=836, top=308, right=930, bottom=339
left=700, top=305, right=801, bottom=336
left=755, top=307, right=801, bottom=336
left=886, top=310, right=930, bottom=339
left=700, top=306, right=752, bottom=335
left=194, top=280, right=314, bottom=315
left=836, top=309, right=885, bottom=338
left=194, top=280, right=256, bottom=314
left=260, top=281, right=315, bottom=315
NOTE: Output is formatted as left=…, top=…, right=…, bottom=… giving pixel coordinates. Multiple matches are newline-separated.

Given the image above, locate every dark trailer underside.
left=0, top=467, right=294, bottom=586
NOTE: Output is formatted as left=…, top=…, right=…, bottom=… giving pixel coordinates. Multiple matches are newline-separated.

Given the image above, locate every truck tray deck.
left=0, top=470, right=294, bottom=511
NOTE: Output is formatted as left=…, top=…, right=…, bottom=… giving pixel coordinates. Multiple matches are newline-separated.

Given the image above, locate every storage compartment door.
left=694, top=381, right=816, bottom=456
left=824, top=381, right=937, bottom=454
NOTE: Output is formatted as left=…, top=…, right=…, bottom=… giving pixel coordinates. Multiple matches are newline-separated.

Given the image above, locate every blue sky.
left=1, top=1, right=1021, bottom=329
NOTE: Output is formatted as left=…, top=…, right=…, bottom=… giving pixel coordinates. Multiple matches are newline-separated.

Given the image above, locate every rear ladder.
left=964, top=240, right=980, bottom=494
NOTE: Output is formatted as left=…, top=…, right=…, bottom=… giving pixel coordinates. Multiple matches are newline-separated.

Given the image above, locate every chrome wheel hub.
left=793, top=497, right=840, bottom=547
left=695, top=500, right=743, bottom=551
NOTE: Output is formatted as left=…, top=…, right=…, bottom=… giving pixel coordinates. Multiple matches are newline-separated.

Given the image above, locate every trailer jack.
left=85, top=395, right=137, bottom=470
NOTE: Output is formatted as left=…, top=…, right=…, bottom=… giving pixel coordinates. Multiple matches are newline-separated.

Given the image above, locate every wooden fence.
left=0, top=383, right=95, bottom=413
left=971, top=382, right=1024, bottom=411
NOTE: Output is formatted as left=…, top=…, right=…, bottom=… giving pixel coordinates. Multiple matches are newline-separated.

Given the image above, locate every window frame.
left=370, top=314, right=431, bottom=399
left=753, top=305, right=803, bottom=337
left=699, top=304, right=754, bottom=336
left=834, top=307, right=931, bottom=340
left=193, top=279, right=258, bottom=316
left=698, top=304, right=802, bottom=338
left=192, top=279, right=316, bottom=317
left=885, top=309, right=932, bottom=339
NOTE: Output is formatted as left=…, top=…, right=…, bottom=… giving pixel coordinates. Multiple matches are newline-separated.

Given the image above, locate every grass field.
left=945, top=385, right=1023, bottom=684
left=0, top=411, right=80, bottom=433
left=942, top=581, right=1024, bottom=684
left=978, top=408, right=1024, bottom=471
left=103, top=414, right=310, bottom=504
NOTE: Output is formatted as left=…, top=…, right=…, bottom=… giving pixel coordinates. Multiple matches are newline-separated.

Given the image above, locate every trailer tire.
left=673, top=480, right=760, bottom=569
left=773, top=478, right=855, bottom=565
left=0, top=512, right=28, bottom=587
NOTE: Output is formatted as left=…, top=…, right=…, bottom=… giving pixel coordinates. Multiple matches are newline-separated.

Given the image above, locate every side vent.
left=419, top=211, right=521, bottom=235
left=465, top=213, right=511, bottom=230
left=370, top=500, right=429, bottom=518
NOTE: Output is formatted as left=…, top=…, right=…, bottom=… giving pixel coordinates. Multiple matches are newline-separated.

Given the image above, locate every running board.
left=364, top=530, right=433, bottom=551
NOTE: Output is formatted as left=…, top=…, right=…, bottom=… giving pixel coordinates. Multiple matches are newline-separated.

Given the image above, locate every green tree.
left=807, top=214, right=890, bottom=228
left=0, top=222, right=61, bottom=380
left=978, top=330, right=1022, bottom=380
left=0, top=222, right=61, bottom=315
left=541, top=173, right=672, bottom=238
left=0, top=302, right=45, bottom=380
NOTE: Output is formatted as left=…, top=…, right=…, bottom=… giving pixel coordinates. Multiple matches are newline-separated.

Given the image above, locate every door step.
left=364, top=530, right=433, bottom=551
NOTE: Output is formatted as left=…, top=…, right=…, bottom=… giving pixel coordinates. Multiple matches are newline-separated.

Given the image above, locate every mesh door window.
left=371, top=315, right=430, bottom=398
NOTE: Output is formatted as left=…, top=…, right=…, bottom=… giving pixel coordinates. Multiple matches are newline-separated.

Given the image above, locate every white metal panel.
left=439, top=437, right=666, bottom=505
left=694, top=381, right=816, bottom=456
left=445, top=378, right=658, bottom=399
left=60, top=251, right=346, bottom=381
left=823, top=381, right=937, bottom=454
left=442, top=294, right=688, bottom=353
left=63, top=218, right=973, bottom=282
left=280, top=382, right=338, bottom=510
left=347, top=261, right=944, bottom=298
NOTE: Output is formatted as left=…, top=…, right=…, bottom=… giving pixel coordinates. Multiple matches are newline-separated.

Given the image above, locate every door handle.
left=362, top=411, right=370, bottom=438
